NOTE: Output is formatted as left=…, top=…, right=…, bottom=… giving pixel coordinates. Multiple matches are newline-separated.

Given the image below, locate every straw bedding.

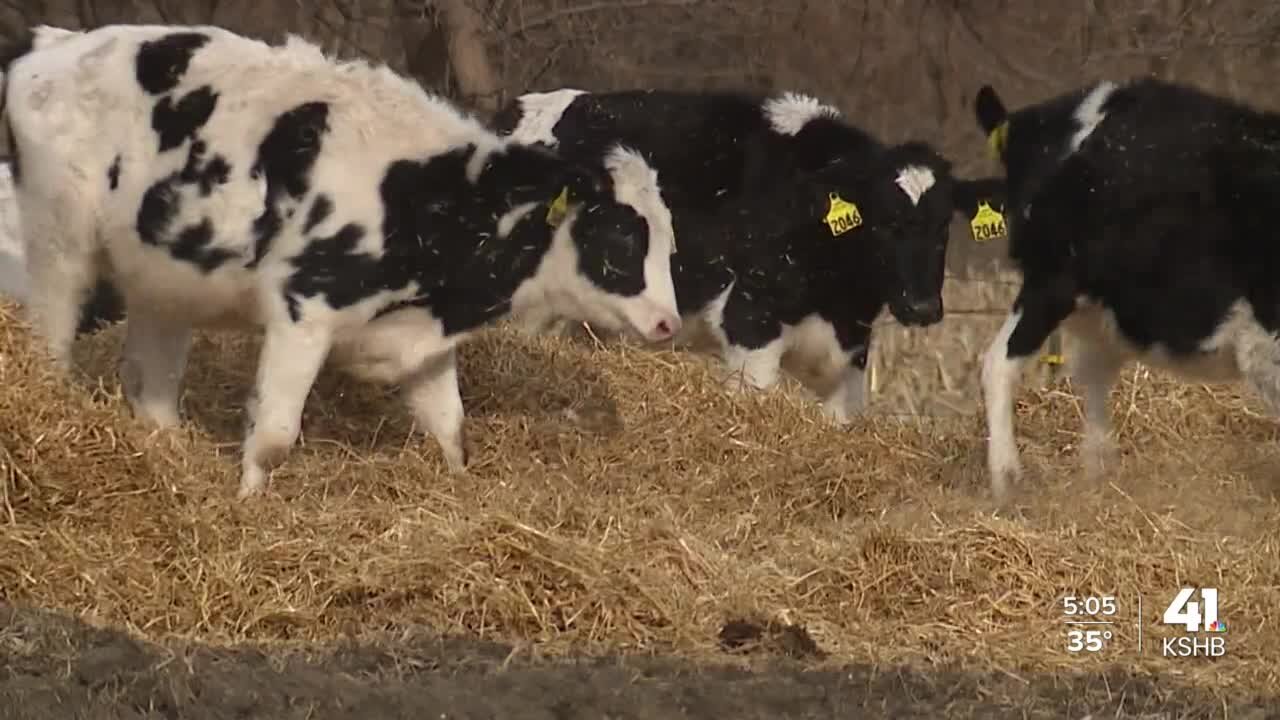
left=1, top=297, right=1277, bottom=695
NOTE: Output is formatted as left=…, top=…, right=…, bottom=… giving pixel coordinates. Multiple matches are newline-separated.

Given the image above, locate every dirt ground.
left=0, top=603, right=1270, bottom=720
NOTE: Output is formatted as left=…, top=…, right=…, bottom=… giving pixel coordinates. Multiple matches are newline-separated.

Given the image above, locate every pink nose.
left=651, top=315, right=681, bottom=341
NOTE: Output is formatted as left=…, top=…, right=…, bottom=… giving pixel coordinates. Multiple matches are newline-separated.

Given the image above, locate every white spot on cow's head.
left=1068, top=80, right=1118, bottom=154
left=893, top=165, right=936, bottom=206
left=505, top=89, right=587, bottom=147
left=763, top=92, right=841, bottom=136
left=597, top=143, right=680, bottom=341
left=603, top=144, right=676, bottom=255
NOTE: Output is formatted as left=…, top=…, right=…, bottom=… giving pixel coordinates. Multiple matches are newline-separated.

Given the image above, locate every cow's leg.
left=20, top=191, right=98, bottom=370
left=237, top=319, right=332, bottom=498
left=118, top=304, right=192, bottom=428
left=721, top=339, right=786, bottom=391
left=1070, top=335, right=1126, bottom=479
left=1233, top=318, right=1280, bottom=416
left=982, top=288, right=1075, bottom=499
left=820, top=345, right=869, bottom=425
left=710, top=288, right=785, bottom=392
left=402, top=348, right=468, bottom=472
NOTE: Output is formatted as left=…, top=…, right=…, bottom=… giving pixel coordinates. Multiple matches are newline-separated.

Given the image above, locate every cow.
left=2, top=24, right=681, bottom=499
left=973, top=76, right=1280, bottom=500
left=492, top=88, right=1006, bottom=424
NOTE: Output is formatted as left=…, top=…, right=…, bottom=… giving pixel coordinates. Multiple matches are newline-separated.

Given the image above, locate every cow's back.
left=1023, top=79, right=1280, bottom=273
left=4, top=23, right=497, bottom=326
left=537, top=90, right=786, bottom=214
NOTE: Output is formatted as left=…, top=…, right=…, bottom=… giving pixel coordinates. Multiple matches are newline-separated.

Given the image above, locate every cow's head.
left=819, top=142, right=1006, bottom=327
left=509, top=143, right=680, bottom=344
left=975, top=82, right=1091, bottom=203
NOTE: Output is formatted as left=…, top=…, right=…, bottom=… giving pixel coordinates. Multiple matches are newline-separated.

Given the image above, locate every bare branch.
left=439, top=0, right=500, bottom=112
left=503, top=0, right=704, bottom=37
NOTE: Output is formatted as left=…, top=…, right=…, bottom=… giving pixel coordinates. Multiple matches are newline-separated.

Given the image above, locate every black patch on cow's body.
left=174, top=141, right=231, bottom=195
left=152, top=85, right=219, bottom=152
left=285, top=222, right=369, bottom=321
left=494, top=89, right=990, bottom=371
left=77, top=279, right=126, bottom=335
left=196, top=155, right=230, bottom=195
left=248, top=102, right=331, bottom=267
left=282, top=142, right=639, bottom=337
left=107, top=155, right=121, bottom=189
left=286, top=147, right=548, bottom=332
left=135, top=140, right=235, bottom=272
left=171, top=217, right=236, bottom=272
left=136, top=32, right=210, bottom=95
left=980, top=77, right=1280, bottom=361
left=137, top=178, right=179, bottom=246
left=303, top=193, right=332, bottom=234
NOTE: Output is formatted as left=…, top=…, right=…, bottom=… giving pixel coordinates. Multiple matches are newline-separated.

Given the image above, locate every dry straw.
left=0, top=298, right=1278, bottom=693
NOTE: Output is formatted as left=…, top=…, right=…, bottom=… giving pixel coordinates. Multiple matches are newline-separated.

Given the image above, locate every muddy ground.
left=0, top=604, right=1272, bottom=720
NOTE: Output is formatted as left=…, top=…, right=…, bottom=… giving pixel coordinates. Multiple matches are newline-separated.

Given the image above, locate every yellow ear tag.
left=546, top=186, right=570, bottom=228
left=823, top=192, right=863, bottom=237
left=969, top=200, right=1007, bottom=243
left=987, top=121, right=1009, bottom=161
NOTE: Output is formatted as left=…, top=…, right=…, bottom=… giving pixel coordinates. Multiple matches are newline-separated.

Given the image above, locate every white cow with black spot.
left=1, top=24, right=680, bottom=498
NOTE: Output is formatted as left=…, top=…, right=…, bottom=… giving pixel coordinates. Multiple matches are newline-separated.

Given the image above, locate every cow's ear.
left=546, top=163, right=610, bottom=228
left=975, top=85, right=1008, bottom=135
left=975, top=86, right=1012, bottom=161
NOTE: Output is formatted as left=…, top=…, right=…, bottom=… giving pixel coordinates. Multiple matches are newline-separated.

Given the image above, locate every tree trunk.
left=437, top=0, right=500, bottom=114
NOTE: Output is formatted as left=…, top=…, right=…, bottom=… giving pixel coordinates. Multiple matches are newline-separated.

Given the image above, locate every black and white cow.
left=974, top=77, right=1280, bottom=499
left=492, top=89, right=1005, bottom=423
left=2, top=24, right=680, bottom=498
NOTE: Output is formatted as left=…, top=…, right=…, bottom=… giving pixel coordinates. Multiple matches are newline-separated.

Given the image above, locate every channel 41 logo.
left=1161, top=587, right=1227, bottom=658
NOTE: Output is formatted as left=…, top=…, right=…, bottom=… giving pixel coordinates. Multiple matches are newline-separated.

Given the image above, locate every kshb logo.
left=1160, top=587, right=1227, bottom=658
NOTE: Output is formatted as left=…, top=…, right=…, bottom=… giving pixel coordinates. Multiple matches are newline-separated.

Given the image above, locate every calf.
left=3, top=24, right=679, bottom=498
left=974, top=77, right=1280, bottom=499
left=493, top=89, right=1004, bottom=423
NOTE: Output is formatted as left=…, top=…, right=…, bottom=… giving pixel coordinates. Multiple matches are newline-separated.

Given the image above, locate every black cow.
left=974, top=76, right=1280, bottom=499
left=494, top=88, right=1005, bottom=423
